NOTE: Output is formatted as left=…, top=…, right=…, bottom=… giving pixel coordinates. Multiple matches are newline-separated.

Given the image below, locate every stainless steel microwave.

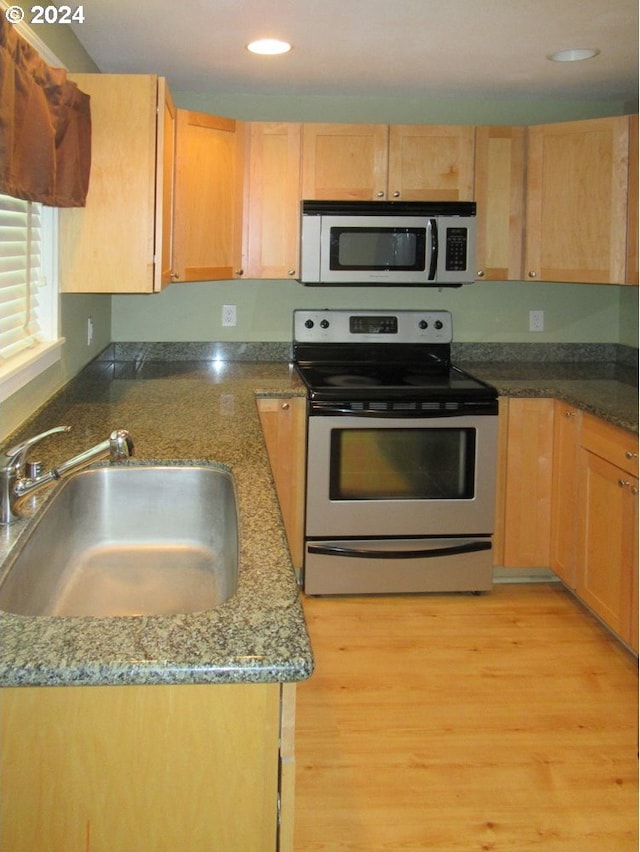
left=298, top=200, right=476, bottom=286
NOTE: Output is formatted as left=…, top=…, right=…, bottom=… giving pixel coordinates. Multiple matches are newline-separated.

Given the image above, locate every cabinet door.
left=387, top=125, right=475, bottom=201
left=500, top=398, right=555, bottom=568
left=576, top=449, right=637, bottom=644
left=474, top=126, right=525, bottom=280
left=301, top=124, right=388, bottom=200
left=550, top=402, right=581, bottom=587
left=0, top=683, right=281, bottom=852
left=244, top=123, right=302, bottom=279
left=626, top=114, right=638, bottom=285
left=257, top=396, right=306, bottom=574
left=60, top=75, right=161, bottom=293
left=157, top=80, right=177, bottom=289
left=173, top=111, right=244, bottom=281
left=525, top=116, right=630, bottom=283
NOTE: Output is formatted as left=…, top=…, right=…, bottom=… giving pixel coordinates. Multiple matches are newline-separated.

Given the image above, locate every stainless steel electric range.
left=292, top=309, right=499, bottom=596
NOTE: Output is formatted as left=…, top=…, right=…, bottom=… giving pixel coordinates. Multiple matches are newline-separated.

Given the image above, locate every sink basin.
left=0, top=464, right=239, bottom=617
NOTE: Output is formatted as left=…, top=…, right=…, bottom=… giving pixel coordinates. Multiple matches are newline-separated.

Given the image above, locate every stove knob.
left=418, top=320, right=428, bottom=329
left=304, top=319, right=314, bottom=329
left=434, top=320, right=443, bottom=330
left=320, top=319, right=330, bottom=329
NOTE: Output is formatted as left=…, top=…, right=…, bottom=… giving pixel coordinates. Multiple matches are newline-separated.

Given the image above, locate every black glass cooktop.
left=295, top=361, right=497, bottom=402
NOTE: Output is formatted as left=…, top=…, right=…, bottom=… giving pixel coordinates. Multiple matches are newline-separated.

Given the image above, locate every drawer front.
left=580, top=413, right=639, bottom=477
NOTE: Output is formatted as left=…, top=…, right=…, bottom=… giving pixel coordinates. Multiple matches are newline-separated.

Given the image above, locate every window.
left=0, top=193, right=62, bottom=402
left=0, top=5, right=65, bottom=402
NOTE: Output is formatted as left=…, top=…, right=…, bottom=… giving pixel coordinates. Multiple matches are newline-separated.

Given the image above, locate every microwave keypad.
left=444, top=227, right=468, bottom=271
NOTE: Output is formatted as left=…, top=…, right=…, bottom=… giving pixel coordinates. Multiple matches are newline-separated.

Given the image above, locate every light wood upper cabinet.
left=474, top=126, right=526, bottom=280
left=243, top=122, right=302, bottom=279
left=158, top=85, right=177, bottom=288
left=301, top=123, right=388, bottom=200
left=626, top=114, right=638, bottom=285
left=387, top=125, right=475, bottom=200
left=60, top=75, right=175, bottom=294
left=525, top=116, right=631, bottom=284
left=173, top=110, right=244, bottom=282
left=301, top=123, right=474, bottom=201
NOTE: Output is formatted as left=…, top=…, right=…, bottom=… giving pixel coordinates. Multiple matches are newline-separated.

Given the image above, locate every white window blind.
left=0, top=193, right=43, bottom=362
left=0, top=192, right=61, bottom=404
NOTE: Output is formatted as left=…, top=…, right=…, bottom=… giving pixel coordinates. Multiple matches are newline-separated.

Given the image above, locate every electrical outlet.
left=222, top=304, right=236, bottom=327
left=529, top=310, right=544, bottom=332
left=87, top=316, right=94, bottom=346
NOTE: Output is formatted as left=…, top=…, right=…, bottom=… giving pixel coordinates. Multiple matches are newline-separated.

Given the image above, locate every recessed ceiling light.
left=547, top=48, right=600, bottom=62
left=247, top=38, right=292, bottom=56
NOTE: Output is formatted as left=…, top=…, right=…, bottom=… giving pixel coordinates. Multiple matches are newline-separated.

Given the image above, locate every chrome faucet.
left=0, top=426, right=134, bottom=525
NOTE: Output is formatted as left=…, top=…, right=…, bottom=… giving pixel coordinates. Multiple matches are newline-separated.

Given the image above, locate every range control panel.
left=293, top=309, right=453, bottom=344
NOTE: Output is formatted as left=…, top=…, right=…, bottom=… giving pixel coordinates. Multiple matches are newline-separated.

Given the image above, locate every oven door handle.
left=307, top=541, right=492, bottom=560
left=309, top=405, right=489, bottom=417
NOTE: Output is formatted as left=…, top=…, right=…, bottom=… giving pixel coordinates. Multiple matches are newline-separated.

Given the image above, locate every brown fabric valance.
left=0, top=15, right=91, bottom=206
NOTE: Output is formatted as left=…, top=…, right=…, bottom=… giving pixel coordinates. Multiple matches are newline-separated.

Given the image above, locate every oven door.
left=305, top=412, right=498, bottom=539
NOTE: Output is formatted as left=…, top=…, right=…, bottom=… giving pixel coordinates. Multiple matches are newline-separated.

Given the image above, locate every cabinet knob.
left=235, top=269, right=244, bottom=277
left=564, top=411, right=576, bottom=418
left=625, top=451, right=638, bottom=459
left=392, top=191, right=400, bottom=198
left=375, top=191, right=385, bottom=198
left=171, top=272, right=180, bottom=280
left=287, top=269, right=296, bottom=276
left=631, top=486, right=639, bottom=496
left=528, top=271, right=538, bottom=278
left=476, top=270, right=485, bottom=278
left=618, top=479, right=631, bottom=488
left=281, top=402, right=290, bottom=411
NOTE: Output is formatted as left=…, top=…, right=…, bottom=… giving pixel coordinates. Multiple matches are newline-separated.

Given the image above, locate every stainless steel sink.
left=0, top=464, right=239, bottom=617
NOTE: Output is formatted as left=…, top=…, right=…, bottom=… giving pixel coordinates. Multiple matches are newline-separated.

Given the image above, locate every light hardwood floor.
left=294, top=583, right=638, bottom=851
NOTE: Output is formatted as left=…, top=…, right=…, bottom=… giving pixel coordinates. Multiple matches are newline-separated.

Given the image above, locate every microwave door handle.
left=427, top=218, right=438, bottom=281
left=308, top=541, right=491, bottom=559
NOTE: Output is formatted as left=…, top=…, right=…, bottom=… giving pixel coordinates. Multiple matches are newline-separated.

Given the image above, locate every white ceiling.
left=70, top=0, right=639, bottom=101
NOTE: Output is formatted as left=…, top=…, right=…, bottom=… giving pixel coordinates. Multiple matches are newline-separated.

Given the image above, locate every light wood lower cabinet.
left=257, top=396, right=307, bottom=575
left=550, top=401, right=582, bottom=587
left=523, top=402, right=639, bottom=652
left=0, top=681, right=296, bottom=852
left=495, top=397, right=555, bottom=568
left=575, top=414, right=638, bottom=649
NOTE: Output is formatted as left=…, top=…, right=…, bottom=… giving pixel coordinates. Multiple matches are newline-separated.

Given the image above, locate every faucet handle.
left=3, top=425, right=72, bottom=469
left=109, top=429, right=134, bottom=461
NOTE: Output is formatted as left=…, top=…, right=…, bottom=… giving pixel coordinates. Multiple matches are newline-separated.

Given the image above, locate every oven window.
left=330, top=427, right=476, bottom=500
left=329, top=227, right=426, bottom=271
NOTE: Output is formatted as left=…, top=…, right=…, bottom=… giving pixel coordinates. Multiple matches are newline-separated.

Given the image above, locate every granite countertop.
left=0, top=361, right=312, bottom=688
left=460, top=360, right=638, bottom=433
left=0, top=349, right=636, bottom=688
